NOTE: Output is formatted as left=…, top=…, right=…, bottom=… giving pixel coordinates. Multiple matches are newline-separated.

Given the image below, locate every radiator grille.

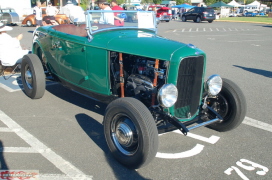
left=174, top=56, right=204, bottom=118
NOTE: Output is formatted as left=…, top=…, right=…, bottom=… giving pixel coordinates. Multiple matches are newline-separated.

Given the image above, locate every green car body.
left=34, top=25, right=206, bottom=121
left=22, top=10, right=246, bottom=169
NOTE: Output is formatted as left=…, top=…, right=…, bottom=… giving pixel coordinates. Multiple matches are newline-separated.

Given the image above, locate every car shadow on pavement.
left=233, top=65, right=272, bottom=78
left=45, top=83, right=107, bottom=116
left=46, top=84, right=151, bottom=179
left=0, top=140, right=9, bottom=170
left=76, top=113, right=151, bottom=180
left=260, top=25, right=272, bottom=28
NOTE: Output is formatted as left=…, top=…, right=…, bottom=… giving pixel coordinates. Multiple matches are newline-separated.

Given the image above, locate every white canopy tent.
left=227, top=0, right=243, bottom=7
left=247, top=0, right=267, bottom=8
left=245, top=0, right=267, bottom=13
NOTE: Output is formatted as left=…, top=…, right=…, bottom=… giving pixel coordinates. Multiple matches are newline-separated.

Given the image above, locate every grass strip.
left=216, top=16, right=272, bottom=24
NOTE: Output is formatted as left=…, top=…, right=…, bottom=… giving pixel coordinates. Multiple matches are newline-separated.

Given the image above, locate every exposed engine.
left=110, top=52, right=168, bottom=107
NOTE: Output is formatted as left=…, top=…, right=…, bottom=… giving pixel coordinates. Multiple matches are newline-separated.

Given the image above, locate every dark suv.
left=181, top=7, right=215, bottom=23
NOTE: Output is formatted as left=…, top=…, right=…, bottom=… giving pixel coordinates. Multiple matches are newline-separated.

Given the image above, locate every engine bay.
left=109, top=51, right=169, bottom=107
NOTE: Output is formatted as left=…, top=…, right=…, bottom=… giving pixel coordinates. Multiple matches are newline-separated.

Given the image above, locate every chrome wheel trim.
left=111, top=114, right=139, bottom=156
left=24, top=64, right=33, bottom=89
left=26, top=20, right=32, bottom=27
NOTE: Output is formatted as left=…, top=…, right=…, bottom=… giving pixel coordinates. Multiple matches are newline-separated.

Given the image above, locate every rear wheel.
left=104, top=97, right=158, bottom=169
left=26, top=20, right=33, bottom=27
left=21, top=54, right=45, bottom=99
left=208, top=20, right=213, bottom=23
left=196, top=16, right=201, bottom=23
left=207, top=78, right=246, bottom=132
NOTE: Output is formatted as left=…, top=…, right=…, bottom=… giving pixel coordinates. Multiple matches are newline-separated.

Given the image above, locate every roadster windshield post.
left=85, top=10, right=157, bottom=39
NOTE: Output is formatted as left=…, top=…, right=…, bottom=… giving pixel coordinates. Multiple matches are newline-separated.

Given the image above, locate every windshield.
left=85, top=10, right=157, bottom=35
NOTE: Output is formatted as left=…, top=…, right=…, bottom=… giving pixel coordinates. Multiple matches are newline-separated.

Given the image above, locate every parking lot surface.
left=0, top=21, right=272, bottom=180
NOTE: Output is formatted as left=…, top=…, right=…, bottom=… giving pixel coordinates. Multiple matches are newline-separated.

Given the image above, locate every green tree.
left=153, top=0, right=162, bottom=5
left=176, top=0, right=191, bottom=5
left=221, top=0, right=231, bottom=4
left=203, top=0, right=217, bottom=6
left=142, top=0, right=153, bottom=4
left=244, top=0, right=255, bottom=4
left=79, top=0, right=89, bottom=10
left=116, top=0, right=126, bottom=4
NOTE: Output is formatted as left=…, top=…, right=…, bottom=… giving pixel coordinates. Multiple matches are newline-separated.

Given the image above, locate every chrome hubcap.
left=111, top=114, right=138, bottom=156
left=116, top=123, right=133, bottom=147
left=24, top=65, right=33, bottom=89
left=27, top=20, right=32, bottom=26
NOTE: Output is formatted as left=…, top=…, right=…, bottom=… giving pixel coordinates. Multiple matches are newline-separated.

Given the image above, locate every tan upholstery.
left=53, top=24, right=87, bottom=37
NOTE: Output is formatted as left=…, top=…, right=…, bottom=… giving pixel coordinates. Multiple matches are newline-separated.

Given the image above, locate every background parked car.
left=147, top=5, right=163, bottom=11
left=0, top=8, right=20, bottom=25
left=181, top=7, right=215, bottom=23
left=244, top=12, right=257, bottom=17
left=21, top=8, right=70, bottom=27
left=156, top=7, right=171, bottom=22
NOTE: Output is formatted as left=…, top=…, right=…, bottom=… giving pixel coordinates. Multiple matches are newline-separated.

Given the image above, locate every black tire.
left=104, top=97, right=158, bottom=169
left=182, top=16, right=186, bottom=22
left=196, top=16, right=201, bottom=23
left=207, top=78, right=246, bottom=132
left=208, top=20, right=213, bottom=23
left=166, top=20, right=169, bottom=22
left=21, top=54, right=45, bottom=99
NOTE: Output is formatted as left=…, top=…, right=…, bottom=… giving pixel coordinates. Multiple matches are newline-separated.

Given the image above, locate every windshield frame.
left=85, top=10, right=157, bottom=41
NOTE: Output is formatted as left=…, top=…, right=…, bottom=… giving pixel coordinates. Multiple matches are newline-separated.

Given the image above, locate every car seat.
left=42, top=16, right=59, bottom=26
left=0, top=60, right=20, bottom=80
left=0, top=50, right=30, bottom=80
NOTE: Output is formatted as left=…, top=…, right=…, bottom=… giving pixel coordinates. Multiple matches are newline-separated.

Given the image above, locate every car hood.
left=91, top=30, right=195, bottom=61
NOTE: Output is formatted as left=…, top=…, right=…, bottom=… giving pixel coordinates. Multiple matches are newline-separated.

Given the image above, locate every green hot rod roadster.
left=21, top=10, right=246, bottom=169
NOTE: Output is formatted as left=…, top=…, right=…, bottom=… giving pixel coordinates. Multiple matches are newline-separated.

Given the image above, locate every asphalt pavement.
left=0, top=21, right=272, bottom=180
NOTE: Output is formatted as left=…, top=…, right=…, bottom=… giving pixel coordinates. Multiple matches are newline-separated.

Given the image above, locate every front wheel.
left=21, top=54, right=45, bottom=99
left=182, top=16, right=186, bottom=22
left=207, top=78, right=247, bottom=132
left=104, top=97, right=158, bottom=169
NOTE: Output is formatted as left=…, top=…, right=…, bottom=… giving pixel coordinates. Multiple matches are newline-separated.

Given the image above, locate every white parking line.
left=172, top=130, right=220, bottom=144
left=0, top=83, right=18, bottom=92
left=156, top=144, right=204, bottom=159
left=243, top=116, right=272, bottom=133
left=3, top=147, right=38, bottom=153
left=0, top=110, right=93, bottom=180
left=0, top=127, right=13, bottom=132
